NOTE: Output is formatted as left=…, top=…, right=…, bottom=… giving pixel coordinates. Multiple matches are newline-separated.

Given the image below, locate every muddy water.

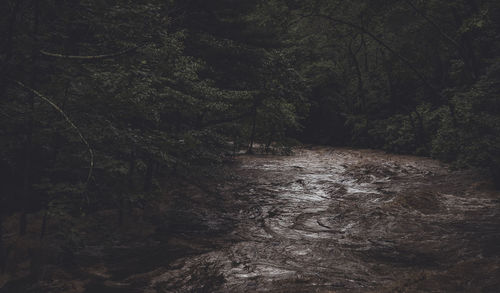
left=147, top=147, right=500, bottom=292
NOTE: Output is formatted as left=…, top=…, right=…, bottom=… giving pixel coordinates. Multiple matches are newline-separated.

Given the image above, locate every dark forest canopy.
left=1, top=0, right=500, bottom=254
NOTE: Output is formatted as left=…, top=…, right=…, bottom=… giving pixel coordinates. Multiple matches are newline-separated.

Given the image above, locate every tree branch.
left=39, top=44, right=145, bottom=60
left=10, top=79, right=94, bottom=184
left=406, top=0, right=463, bottom=50
left=299, top=13, right=458, bottom=125
left=201, top=111, right=252, bottom=128
left=303, top=13, right=435, bottom=91
left=405, top=1, right=475, bottom=80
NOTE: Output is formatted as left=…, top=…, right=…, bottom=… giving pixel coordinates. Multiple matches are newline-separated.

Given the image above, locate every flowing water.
left=142, top=147, right=500, bottom=292
left=33, top=147, right=496, bottom=293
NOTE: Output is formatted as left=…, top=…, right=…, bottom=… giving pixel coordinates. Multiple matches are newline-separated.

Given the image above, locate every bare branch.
left=39, top=44, right=145, bottom=60
left=299, top=13, right=458, bottom=125
left=300, top=13, right=437, bottom=94
left=10, top=79, right=94, bottom=184
left=406, top=0, right=462, bottom=50
left=405, top=0, right=474, bottom=79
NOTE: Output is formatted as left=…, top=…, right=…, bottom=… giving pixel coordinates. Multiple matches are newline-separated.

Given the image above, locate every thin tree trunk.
left=0, top=0, right=23, bottom=99
left=118, top=197, right=124, bottom=226
left=120, top=150, right=136, bottom=225
left=233, top=135, right=238, bottom=155
left=0, top=213, right=5, bottom=273
left=144, top=157, right=154, bottom=192
left=450, top=6, right=480, bottom=81
left=265, top=128, right=275, bottom=154
left=361, top=34, right=369, bottom=72
left=382, top=51, right=396, bottom=111
left=40, top=210, right=48, bottom=239
left=414, top=110, right=425, bottom=143
left=408, top=109, right=426, bottom=152
left=348, top=36, right=365, bottom=113
left=20, top=0, right=40, bottom=236
left=408, top=112, right=419, bottom=147
left=28, top=0, right=43, bottom=280
left=247, top=105, right=257, bottom=154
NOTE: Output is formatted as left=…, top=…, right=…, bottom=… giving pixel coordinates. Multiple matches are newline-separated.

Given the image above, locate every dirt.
left=2, top=147, right=500, bottom=292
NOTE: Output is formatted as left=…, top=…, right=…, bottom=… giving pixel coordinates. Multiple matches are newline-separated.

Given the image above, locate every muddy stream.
left=86, top=147, right=500, bottom=292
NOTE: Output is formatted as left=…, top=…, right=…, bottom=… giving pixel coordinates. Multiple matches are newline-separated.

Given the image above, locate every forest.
left=1, top=0, right=500, bottom=292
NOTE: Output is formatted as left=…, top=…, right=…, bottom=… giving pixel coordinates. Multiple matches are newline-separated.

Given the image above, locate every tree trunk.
left=118, top=196, right=124, bottom=226
left=144, top=157, right=154, bottom=192
left=40, top=210, right=48, bottom=239
left=120, top=150, right=136, bottom=226
left=233, top=135, right=239, bottom=155
left=408, top=112, right=419, bottom=146
left=0, top=0, right=23, bottom=100
left=382, top=51, right=396, bottom=111
left=0, top=213, right=5, bottom=273
left=21, top=0, right=40, bottom=236
left=411, top=110, right=426, bottom=150
left=361, top=34, right=369, bottom=72
left=450, top=6, right=480, bottom=82
left=247, top=105, right=257, bottom=154
left=348, top=35, right=365, bottom=113
left=265, top=128, right=275, bottom=154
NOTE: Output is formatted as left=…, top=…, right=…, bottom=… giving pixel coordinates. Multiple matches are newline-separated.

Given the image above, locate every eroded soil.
left=3, top=147, right=499, bottom=292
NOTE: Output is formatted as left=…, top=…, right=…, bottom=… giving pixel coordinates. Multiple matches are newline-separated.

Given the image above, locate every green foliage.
left=370, top=115, right=417, bottom=154
left=2, top=0, right=500, bottom=249
left=0, top=0, right=310, bottom=229
left=283, top=0, right=500, bottom=181
left=432, top=60, right=500, bottom=173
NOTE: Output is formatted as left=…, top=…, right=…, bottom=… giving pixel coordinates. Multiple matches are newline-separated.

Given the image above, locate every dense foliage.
left=1, top=0, right=499, bottom=278
left=0, top=0, right=308, bottom=239
left=287, top=0, right=500, bottom=181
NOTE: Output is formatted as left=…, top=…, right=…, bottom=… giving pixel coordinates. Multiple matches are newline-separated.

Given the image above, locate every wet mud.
left=143, top=147, right=500, bottom=292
